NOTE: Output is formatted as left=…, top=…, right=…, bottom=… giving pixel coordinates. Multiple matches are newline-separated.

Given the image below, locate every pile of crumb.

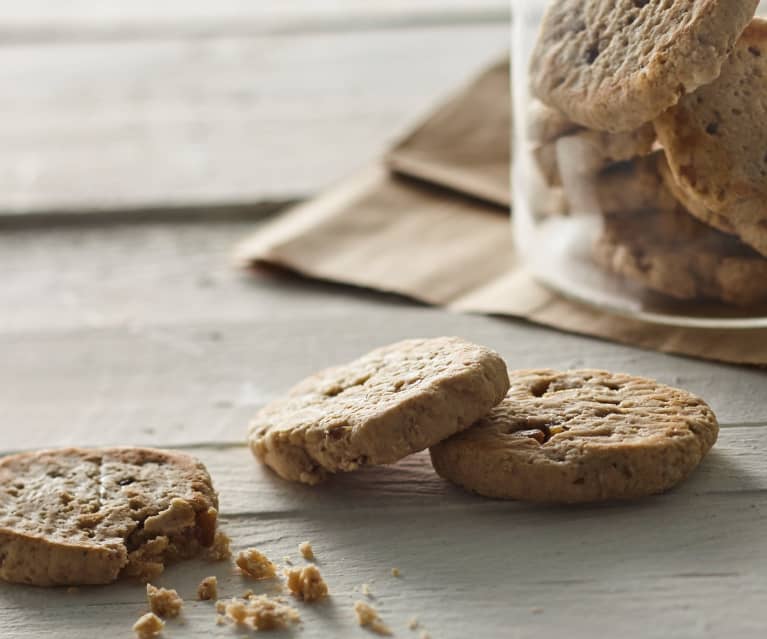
left=354, top=601, right=392, bottom=636
left=207, top=531, right=233, bottom=561
left=197, top=575, right=218, bottom=601
left=236, top=548, right=277, bottom=580
left=216, top=595, right=301, bottom=630
left=286, top=565, right=329, bottom=602
left=298, top=541, right=314, bottom=560
left=146, top=584, right=183, bottom=618
left=133, top=612, right=164, bottom=639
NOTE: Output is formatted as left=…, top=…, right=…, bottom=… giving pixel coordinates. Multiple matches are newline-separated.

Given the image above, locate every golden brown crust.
left=654, top=19, right=767, bottom=257
left=248, top=337, right=510, bottom=484
left=430, top=369, right=718, bottom=503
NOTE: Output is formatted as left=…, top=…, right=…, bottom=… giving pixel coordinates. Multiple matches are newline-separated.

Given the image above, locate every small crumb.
left=284, top=556, right=293, bottom=565
left=243, top=589, right=254, bottom=598
left=207, top=531, right=232, bottom=561
left=225, top=598, right=249, bottom=624
left=236, top=548, right=277, bottom=580
left=146, top=583, right=183, bottom=618
left=408, top=616, right=419, bottom=630
left=361, top=583, right=373, bottom=598
left=391, top=567, right=401, bottom=577
left=531, top=606, right=544, bottom=614
left=286, top=565, right=329, bottom=602
left=66, top=586, right=79, bottom=594
left=133, top=612, right=164, bottom=639
left=420, top=632, right=432, bottom=639
left=215, top=614, right=226, bottom=625
left=299, top=541, right=314, bottom=560
left=197, top=576, right=218, bottom=601
left=215, top=600, right=226, bottom=614
left=220, top=595, right=300, bottom=630
left=354, top=601, right=392, bottom=636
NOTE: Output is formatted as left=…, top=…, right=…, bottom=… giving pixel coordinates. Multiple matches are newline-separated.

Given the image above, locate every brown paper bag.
left=236, top=61, right=767, bottom=366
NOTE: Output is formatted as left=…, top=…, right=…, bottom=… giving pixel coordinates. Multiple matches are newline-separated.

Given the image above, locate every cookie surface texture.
left=530, top=0, right=758, bottom=132
left=430, top=369, right=718, bottom=503
left=0, top=447, right=218, bottom=586
left=249, top=337, right=510, bottom=485
left=593, top=204, right=767, bottom=305
left=654, top=19, right=767, bottom=257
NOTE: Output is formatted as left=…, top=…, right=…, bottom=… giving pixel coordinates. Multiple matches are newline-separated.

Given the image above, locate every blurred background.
left=1, top=1, right=508, bottom=220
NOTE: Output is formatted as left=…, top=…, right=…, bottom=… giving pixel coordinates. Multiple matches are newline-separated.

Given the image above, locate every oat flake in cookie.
left=530, top=0, right=758, bottom=132
left=430, top=370, right=718, bottom=503
left=248, top=337, right=510, bottom=484
left=0, top=447, right=219, bottom=586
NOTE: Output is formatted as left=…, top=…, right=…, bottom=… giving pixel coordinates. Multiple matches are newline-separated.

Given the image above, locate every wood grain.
left=0, top=25, right=507, bottom=216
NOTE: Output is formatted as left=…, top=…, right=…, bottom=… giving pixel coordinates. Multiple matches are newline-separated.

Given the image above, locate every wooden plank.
left=0, top=220, right=765, bottom=454
left=0, top=439, right=765, bottom=638
left=1, top=1, right=509, bottom=41
left=0, top=25, right=507, bottom=216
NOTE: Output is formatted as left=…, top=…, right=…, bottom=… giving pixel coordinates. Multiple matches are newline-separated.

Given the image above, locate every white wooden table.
left=1, top=4, right=766, bottom=638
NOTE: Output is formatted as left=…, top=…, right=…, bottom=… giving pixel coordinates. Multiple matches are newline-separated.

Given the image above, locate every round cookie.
left=654, top=20, right=767, bottom=257
left=530, top=0, right=758, bottom=132
left=430, top=369, right=719, bottom=503
left=0, top=447, right=219, bottom=586
left=593, top=204, right=767, bottom=305
left=248, top=337, right=510, bottom=485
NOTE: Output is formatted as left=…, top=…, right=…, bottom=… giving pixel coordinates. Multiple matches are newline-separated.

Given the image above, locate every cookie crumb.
left=225, top=598, right=249, bottom=624
left=286, top=565, right=329, bottom=602
left=215, top=600, right=226, bottom=614
left=132, top=612, right=164, bottom=639
left=299, top=541, right=314, bottom=560
left=391, top=567, right=401, bottom=577
left=243, top=589, right=254, bottom=598
left=361, top=583, right=373, bottom=598
left=146, top=583, right=183, bottom=618
left=531, top=606, right=544, bottom=614
left=408, top=616, right=419, bottom=630
left=207, top=531, right=232, bottom=561
left=420, top=632, right=432, bottom=639
left=197, top=576, right=218, bottom=601
left=220, top=596, right=300, bottom=630
left=66, top=586, right=79, bottom=594
left=236, top=548, right=277, bottom=580
left=215, top=614, right=226, bottom=625
left=354, top=601, right=392, bottom=636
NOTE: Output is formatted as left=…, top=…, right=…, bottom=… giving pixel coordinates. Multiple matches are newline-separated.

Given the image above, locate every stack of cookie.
left=527, top=0, right=767, bottom=306
left=248, top=337, right=719, bottom=504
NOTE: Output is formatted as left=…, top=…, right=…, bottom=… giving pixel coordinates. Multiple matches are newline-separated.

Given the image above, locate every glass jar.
left=511, top=1, right=767, bottom=328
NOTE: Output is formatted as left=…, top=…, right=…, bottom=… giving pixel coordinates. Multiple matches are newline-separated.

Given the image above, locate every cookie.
left=593, top=204, right=767, bottom=305
left=534, top=123, right=655, bottom=187
left=654, top=19, right=767, bottom=257
left=530, top=0, right=758, bottom=132
left=594, top=153, right=677, bottom=214
left=248, top=337, right=510, bottom=485
left=0, top=447, right=219, bottom=586
left=430, top=369, right=718, bottom=503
